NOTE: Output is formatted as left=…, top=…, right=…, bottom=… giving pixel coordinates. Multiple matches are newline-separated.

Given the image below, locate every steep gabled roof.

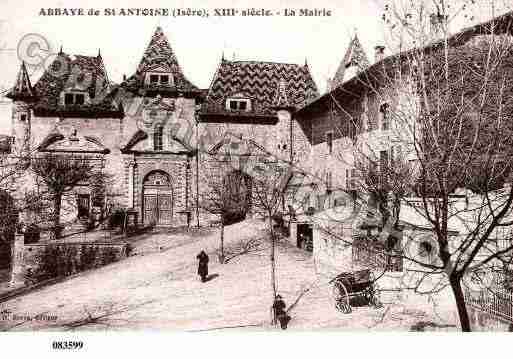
left=200, top=59, right=319, bottom=123
left=31, top=52, right=122, bottom=118
left=6, top=62, right=37, bottom=101
left=298, top=10, right=513, bottom=117
left=121, top=27, right=201, bottom=98
left=331, top=34, right=370, bottom=89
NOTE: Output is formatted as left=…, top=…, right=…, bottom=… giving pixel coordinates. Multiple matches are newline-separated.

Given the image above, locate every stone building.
left=295, top=11, right=513, bottom=208
left=4, top=26, right=320, bottom=230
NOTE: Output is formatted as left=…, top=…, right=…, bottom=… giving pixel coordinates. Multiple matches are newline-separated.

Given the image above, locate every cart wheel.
left=344, top=302, right=353, bottom=314
left=333, top=281, right=350, bottom=314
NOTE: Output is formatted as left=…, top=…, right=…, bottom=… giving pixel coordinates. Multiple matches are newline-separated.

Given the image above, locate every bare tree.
left=250, top=160, right=293, bottom=302
left=31, top=154, right=93, bottom=239
left=311, top=0, right=513, bottom=331
left=198, top=157, right=250, bottom=263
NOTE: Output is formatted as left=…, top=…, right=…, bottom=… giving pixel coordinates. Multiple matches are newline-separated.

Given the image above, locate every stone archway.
left=142, top=170, right=174, bottom=226
left=222, top=170, right=252, bottom=225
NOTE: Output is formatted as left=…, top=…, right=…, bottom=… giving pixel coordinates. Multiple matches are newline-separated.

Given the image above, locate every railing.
left=464, top=273, right=513, bottom=323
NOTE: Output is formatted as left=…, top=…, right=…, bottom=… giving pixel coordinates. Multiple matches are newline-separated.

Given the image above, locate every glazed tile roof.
left=200, top=59, right=319, bottom=121
left=121, top=27, right=201, bottom=97
left=30, top=52, right=122, bottom=118
left=331, top=34, right=370, bottom=89
left=6, top=62, right=36, bottom=101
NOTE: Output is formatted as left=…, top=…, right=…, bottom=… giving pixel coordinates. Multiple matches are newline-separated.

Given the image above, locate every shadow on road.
left=204, top=274, right=219, bottom=283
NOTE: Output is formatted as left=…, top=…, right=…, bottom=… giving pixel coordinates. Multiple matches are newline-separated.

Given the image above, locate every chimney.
left=430, top=12, right=448, bottom=39
left=374, top=45, right=385, bottom=63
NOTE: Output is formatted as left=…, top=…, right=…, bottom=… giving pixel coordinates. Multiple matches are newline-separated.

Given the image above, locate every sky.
left=0, top=0, right=387, bottom=133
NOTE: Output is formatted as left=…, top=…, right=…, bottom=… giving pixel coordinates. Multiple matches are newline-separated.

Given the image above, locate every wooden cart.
left=330, top=269, right=381, bottom=313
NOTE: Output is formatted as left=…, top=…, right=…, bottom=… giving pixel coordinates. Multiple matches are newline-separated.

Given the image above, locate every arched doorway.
left=222, top=171, right=252, bottom=225
left=143, top=170, right=173, bottom=226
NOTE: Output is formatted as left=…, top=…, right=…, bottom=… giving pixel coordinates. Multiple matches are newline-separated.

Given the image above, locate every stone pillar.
left=9, top=231, right=25, bottom=287
left=127, top=160, right=135, bottom=209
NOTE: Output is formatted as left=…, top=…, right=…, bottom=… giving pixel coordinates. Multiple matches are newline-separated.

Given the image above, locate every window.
left=326, top=132, right=333, bottom=154
left=20, top=114, right=27, bottom=122
left=153, top=126, right=163, bottom=151
left=65, top=93, right=74, bottom=105
left=326, top=171, right=333, bottom=191
left=147, top=73, right=173, bottom=86
left=226, top=99, right=251, bottom=112
left=64, top=92, right=86, bottom=106
left=380, top=103, right=390, bottom=131
left=75, top=94, right=85, bottom=105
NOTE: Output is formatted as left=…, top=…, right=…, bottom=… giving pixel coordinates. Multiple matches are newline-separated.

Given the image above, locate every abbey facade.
left=5, top=27, right=319, bottom=229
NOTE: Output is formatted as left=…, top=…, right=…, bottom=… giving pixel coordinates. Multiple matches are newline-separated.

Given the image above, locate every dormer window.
left=146, top=73, right=173, bottom=86
left=227, top=98, right=251, bottom=112
left=63, top=92, right=86, bottom=106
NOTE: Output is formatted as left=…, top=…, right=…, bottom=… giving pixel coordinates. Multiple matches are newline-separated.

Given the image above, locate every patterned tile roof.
left=121, top=27, right=200, bottom=97
left=6, top=62, right=36, bottom=101
left=331, top=34, right=370, bottom=89
left=30, top=52, right=122, bottom=118
left=200, top=59, right=319, bottom=121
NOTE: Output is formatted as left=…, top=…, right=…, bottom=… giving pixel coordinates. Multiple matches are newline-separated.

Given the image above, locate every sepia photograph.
left=1, top=0, right=513, bottom=356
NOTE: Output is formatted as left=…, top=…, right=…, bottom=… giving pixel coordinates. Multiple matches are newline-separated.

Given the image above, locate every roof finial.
left=304, top=57, right=308, bottom=67
left=59, top=45, right=63, bottom=55
left=97, top=48, right=102, bottom=58
left=221, top=51, right=225, bottom=62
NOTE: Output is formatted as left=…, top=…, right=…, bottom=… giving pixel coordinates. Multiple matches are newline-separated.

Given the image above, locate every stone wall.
left=16, top=240, right=128, bottom=285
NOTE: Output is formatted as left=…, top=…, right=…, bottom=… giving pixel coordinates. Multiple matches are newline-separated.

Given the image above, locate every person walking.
left=272, top=294, right=291, bottom=330
left=196, top=250, right=209, bottom=282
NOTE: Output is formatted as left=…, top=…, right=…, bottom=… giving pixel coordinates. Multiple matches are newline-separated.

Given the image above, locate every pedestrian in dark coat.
left=196, top=250, right=209, bottom=282
left=272, top=294, right=291, bottom=330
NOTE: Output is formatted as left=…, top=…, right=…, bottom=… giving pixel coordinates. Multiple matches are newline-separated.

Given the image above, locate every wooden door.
left=157, top=194, right=173, bottom=224
left=77, top=194, right=90, bottom=219
left=144, top=194, right=158, bottom=225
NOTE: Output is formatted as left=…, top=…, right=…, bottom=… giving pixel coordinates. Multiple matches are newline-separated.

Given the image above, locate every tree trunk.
left=219, top=221, right=225, bottom=264
left=52, top=194, right=62, bottom=240
left=450, top=276, right=472, bottom=332
left=269, top=214, right=277, bottom=301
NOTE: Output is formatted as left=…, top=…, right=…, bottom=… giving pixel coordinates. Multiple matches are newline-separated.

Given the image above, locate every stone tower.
left=6, top=61, right=37, bottom=158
